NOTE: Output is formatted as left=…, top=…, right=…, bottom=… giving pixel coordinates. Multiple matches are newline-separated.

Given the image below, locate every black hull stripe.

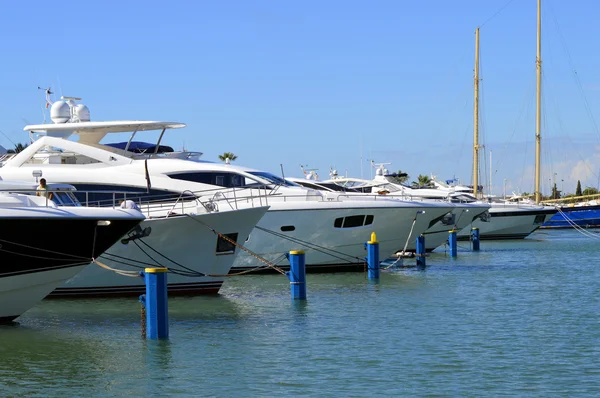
left=458, top=233, right=530, bottom=240
left=491, top=209, right=556, bottom=217
left=0, top=218, right=141, bottom=277
left=50, top=281, right=224, bottom=298
left=0, top=262, right=88, bottom=279
left=0, top=315, right=18, bottom=324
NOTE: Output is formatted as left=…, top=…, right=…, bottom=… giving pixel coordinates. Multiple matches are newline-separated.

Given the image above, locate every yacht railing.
left=1, top=182, right=470, bottom=216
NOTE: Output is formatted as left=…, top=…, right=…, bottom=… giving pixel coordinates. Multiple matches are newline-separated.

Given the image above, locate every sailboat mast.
left=535, top=0, right=542, bottom=204
left=473, top=27, right=480, bottom=197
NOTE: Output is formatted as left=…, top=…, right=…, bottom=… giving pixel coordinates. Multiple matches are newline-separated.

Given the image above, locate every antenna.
left=300, top=164, right=319, bottom=180
left=360, top=134, right=363, bottom=179
left=38, top=86, right=53, bottom=124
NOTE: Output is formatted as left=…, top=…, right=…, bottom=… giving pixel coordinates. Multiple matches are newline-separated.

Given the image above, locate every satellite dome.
left=73, top=104, right=90, bottom=122
left=50, top=101, right=70, bottom=124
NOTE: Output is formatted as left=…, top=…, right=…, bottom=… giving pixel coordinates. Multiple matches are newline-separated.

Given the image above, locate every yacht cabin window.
left=333, top=215, right=375, bottom=229
left=247, top=172, right=300, bottom=187
left=168, top=172, right=263, bottom=188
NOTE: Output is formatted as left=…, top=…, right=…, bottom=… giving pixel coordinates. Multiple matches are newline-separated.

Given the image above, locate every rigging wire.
left=547, top=1, right=600, bottom=143
left=479, top=0, right=517, bottom=28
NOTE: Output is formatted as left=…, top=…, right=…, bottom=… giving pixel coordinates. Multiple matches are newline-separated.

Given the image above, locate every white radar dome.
left=74, top=104, right=90, bottom=122
left=50, top=101, right=70, bottom=124
left=376, top=168, right=383, bottom=176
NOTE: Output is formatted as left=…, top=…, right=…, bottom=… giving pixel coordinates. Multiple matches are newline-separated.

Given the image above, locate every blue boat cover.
left=105, top=141, right=174, bottom=153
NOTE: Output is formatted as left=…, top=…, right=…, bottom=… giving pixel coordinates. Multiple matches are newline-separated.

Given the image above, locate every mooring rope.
left=554, top=206, right=600, bottom=240
left=253, top=226, right=361, bottom=264
left=0, top=237, right=90, bottom=260
left=398, top=212, right=421, bottom=257
left=183, top=214, right=288, bottom=275
left=93, top=258, right=140, bottom=278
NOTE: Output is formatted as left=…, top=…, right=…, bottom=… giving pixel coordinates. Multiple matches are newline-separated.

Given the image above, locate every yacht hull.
left=0, top=210, right=143, bottom=321
left=541, top=205, right=600, bottom=228
left=50, top=206, right=269, bottom=297
left=410, top=204, right=490, bottom=251
left=230, top=201, right=454, bottom=272
left=458, top=205, right=556, bottom=240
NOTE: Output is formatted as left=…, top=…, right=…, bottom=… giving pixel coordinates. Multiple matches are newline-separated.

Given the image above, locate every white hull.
left=231, top=200, right=454, bottom=271
left=409, top=203, right=490, bottom=251
left=52, top=206, right=268, bottom=296
left=0, top=265, right=88, bottom=321
left=458, top=203, right=556, bottom=240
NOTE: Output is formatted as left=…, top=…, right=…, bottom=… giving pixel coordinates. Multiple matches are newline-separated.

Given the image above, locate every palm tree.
left=394, top=170, right=409, bottom=184
left=412, top=174, right=431, bottom=188
left=218, top=152, right=237, bottom=163
left=7, top=142, right=29, bottom=154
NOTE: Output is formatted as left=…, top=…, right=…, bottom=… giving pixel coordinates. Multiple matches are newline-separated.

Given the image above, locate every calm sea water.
left=1, top=229, right=599, bottom=397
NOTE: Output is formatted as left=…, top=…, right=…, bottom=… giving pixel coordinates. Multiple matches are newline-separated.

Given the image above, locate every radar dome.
left=376, top=168, right=383, bottom=176
left=50, top=101, right=70, bottom=123
left=74, top=104, right=90, bottom=122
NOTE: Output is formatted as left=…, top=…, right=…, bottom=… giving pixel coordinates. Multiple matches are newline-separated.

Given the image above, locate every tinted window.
left=248, top=171, right=299, bottom=187
left=216, top=233, right=238, bottom=254
left=296, top=182, right=323, bottom=190
left=281, top=225, right=295, bottom=232
left=318, top=183, right=360, bottom=192
left=334, top=215, right=373, bottom=228
left=343, top=215, right=365, bottom=228
left=169, top=172, right=250, bottom=188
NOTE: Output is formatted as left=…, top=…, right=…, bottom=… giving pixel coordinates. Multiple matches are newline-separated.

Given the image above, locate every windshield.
left=317, top=182, right=361, bottom=192
left=247, top=171, right=300, bottom=187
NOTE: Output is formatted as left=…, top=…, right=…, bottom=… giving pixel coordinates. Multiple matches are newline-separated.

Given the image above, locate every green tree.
left=551, top=183, right=559, bottom=199
left=391, top=170, right=409, bottom=184
left=582, top=187, right=599, bottom=196
left=218, top=152, right=237, bottom=163
left=576, top=180, right=582, bottom=196
left=412, top=174, right=431, bottom=188
left=6, top=142, right=28, bottom=154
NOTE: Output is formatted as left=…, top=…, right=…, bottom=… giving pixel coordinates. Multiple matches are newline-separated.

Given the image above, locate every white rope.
left=93, top=258, right=142, bottom=278
left=399, top=212, right=420, bottom=256
left=554, top=207, right=600, bottom=240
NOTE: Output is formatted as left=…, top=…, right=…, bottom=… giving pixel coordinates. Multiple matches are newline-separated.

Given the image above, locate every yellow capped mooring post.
left=366, top=232, right=380, bottom=279
left=286, top=251, right=306, bottom=300
left=139, top=267, right=169, bottom=339
left=416, top=234, right=426, bottom=266
left=448, top=230, right=458, bottom=258
left=471, top=227, right=480, bottom=251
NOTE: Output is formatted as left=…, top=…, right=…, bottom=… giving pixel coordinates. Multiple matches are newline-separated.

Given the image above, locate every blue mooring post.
left=366, top=232, right=380, bottom=279
left=416, top=234, right=426, bottom=266
left=287, top=251, right=307, bottom=300
left=471, top=227, right=480, bottom=251
left=448, top=230, right=458, bottom=258
left=139, top=268, right=169, bottom=339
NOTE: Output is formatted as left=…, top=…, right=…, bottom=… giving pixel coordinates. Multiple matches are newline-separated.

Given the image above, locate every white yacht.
left=331, top=165, right=556, bottom=241
left=313, top=170, right=490, bottom=251
left=0, top=180, right=144, bottom=322
left=428, top=179, right=556, bottom=239
left=0, top=97, right=455, bottom=273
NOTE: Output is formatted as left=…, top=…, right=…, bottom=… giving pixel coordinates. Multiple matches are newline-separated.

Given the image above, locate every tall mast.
left=535, top=0, right=542, bottom=203
left=473, top=27, right=480, bottom=197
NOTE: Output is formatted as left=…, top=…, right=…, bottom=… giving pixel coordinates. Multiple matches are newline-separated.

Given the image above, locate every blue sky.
left=1, top=0, right=599, bottom=195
